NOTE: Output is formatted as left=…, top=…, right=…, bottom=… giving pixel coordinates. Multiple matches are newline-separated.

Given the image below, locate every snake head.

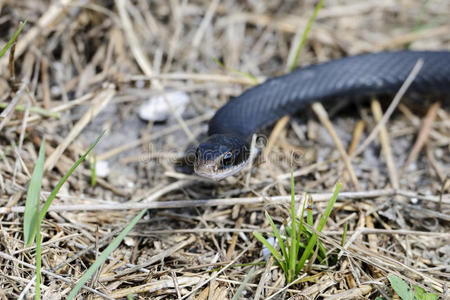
left=194, top=134, right=250, bottom=180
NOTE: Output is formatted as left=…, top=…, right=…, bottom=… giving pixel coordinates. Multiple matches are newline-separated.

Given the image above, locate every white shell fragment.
left=262, top=236, right=276, bottom=261
left=138, top=91, right=189, bottom=122
left=95, top=161, right=110, bottom=178
left=124, top=236, right=136, bottom=247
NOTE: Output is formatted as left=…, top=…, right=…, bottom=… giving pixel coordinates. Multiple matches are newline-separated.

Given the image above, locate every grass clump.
left=254, top=170, right=340, bottom=284
left=24, top=133, right=104, bottom=299
left=24, top=131, right=149, bottom=299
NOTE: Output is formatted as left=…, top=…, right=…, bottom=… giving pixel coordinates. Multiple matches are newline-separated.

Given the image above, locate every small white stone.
left=138, top=91, right=189, bottom=122
left=135, top=80, right=145, bottom=89
left=50, top=86, right=60, bottom=95
left=124, top=237, right=135, bottom=247
left=95, top=161, right=110, bottom=177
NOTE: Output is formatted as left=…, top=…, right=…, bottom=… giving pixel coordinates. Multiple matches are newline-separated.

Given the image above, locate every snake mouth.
left=194, top=159, right=248, bottom=180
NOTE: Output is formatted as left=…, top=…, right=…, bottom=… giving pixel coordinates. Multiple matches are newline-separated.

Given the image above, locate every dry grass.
left=0, top=0, right=449, bottom=299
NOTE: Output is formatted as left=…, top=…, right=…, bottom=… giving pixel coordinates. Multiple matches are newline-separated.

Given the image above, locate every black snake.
left=193, top=51, right=450, bottom=179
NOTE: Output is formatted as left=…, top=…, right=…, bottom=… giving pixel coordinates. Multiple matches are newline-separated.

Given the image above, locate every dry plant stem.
left=0, top=0, right=72, bottom=71
left=16, top=98, right=30, bottom=164
left=1, top=189, right=448, bottom=214
left=0, top=79, right=27, bottom=132
left=116, top=0, right=197, bottom=144
left=320, top=232, right=447, bottom=293
left=192, top=0, right=219, bottom=48
left=9, top=42, right=16, bottom=82
left=265, top=274, right=308, bottom=300
left=401, top=101, right=440, bottom=172
left=137, top=179, right=192, bottom=203
left=180, top=243, right=254, bottom=300
left=5, top=93, right=94, bottom=127
left=245, top=134, right=258, bottom=187
left=133, top=228, right=449, bottom=237
left=40, top=58, right=51, bottom=109
left=426, top=146, right=446, bottom=182
left=341, top=120, right=365, bottom=185
left=127, top=73, right=260, bottom=85
left=225, top=217, right=243, bottom=260
left=277, top=159, right=338, bottom=180
left=440, top=177, right=450, bottom=212
left=379, top=25, right=450, bottom=49
left=109, top=277, right=203, bottom=298
left=365, top=215, right=378, bottom=253
left=13, top=233, right=80, bottom=255
left=263, top=116, right=290, bottom=157
left=264, top=115, right=290, bottom=194
left=96, top=112, right=213, bottom=161
left=170, top=271, right=182, bottom=299
left=312, top=102, right=360, bottom=189
left=371, top=99, right=399, bottom=189
left=44, top=87, right=115, bottom=170
left=49, top=229, right=124, bottom=273
left=352, top=59, right=423, bottom=158
left=106, top=235, right=196, bottom=279
left=0, top=251, right=114, bottom=300
left=324, top=284, right=372, bottom=299
left=17, top=276, right=36, bottom=300
left=214, top=277, right=308, bottom=295
left=254, top=257, right=274, bottom=300
left=348, top=120, right=365, bottom=155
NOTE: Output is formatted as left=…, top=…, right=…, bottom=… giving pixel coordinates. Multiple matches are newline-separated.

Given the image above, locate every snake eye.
left=222, top=152, right=234, bottom=166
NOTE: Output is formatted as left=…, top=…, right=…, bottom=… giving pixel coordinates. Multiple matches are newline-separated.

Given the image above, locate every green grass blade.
left=306, top=201, right=313, bottom=227
left=0, top=20, right=27, bottom=58
left=295, top=183, right=340, bottom=274
left=23, top=138, right=46, bottom=246
left=341, top=222, right=348, bottom=247
left=253, top=231, right=286, bottom=274
left=253, top=232, right=283, bottom=262
left=288, top=233, right=297, bottom=282
left=0, top=102, right=60, bottom=118
left=67, top=208, right=147, bottom=299
left=35, top=217, right=42, bottom=299
left=316, top=182, right=340, bottom=232
left=39, top=132, right=104, bottom=224
left=265, top=211, right=288, bottom=261
left=290, top=168, right=296, bottom=221
left=231, top=267, right=256, bottom=300
left=287, top=0, right=325, bottom=72
left=288, top=168, right=298, bottom=282
left=213, top=57, right=259, bottom=84
left=295, top=227, right=317, bottom=273
left=296, top=192, right=307, bottom=243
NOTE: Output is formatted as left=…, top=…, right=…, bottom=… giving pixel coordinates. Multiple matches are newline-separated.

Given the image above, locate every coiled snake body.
left=193, top=51, right=450, bottom=180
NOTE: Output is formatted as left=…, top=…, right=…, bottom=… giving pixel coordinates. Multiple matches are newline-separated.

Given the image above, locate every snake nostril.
left=195, top=149, right=200, bottom=160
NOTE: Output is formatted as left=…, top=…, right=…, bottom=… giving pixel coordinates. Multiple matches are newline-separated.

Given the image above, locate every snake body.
left=194, top=51, right=450, bottom=179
